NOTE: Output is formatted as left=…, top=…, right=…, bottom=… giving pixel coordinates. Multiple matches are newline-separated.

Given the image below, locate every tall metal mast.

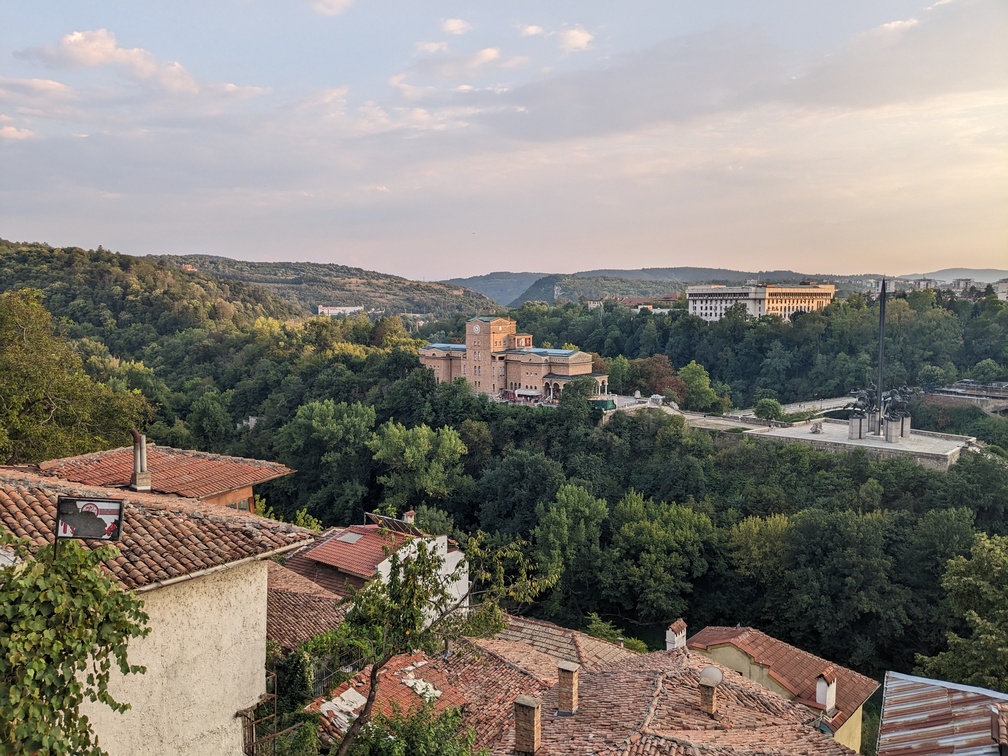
left=876, top=279, right=886, bottom=432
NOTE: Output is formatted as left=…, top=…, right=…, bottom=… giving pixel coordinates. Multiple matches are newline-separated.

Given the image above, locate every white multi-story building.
left=687, top=284, right=835, bottom=322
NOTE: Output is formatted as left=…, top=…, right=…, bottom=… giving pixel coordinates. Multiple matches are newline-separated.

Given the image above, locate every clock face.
left=473, top=324, right=481, bottom=334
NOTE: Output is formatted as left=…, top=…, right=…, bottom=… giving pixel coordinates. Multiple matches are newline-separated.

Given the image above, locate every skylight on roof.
left=336, top=532, right=364, bottom=544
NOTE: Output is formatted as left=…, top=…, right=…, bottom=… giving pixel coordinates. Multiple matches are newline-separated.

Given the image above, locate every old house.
left=0, top=467, right=313, bottom=756
left=687, top=624, right=879, bottom=752
left=284, top=511, right=467, bottom=606
left=36, top=434, right=292, bottom=512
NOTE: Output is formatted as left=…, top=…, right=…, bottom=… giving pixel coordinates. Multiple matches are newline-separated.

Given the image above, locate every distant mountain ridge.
left=448, top=266, right=835, bottom=306
left=155, top=255, right=500, bottom=317
left=901, top=268, right=1008, bottom=283
left=441, top=271, right=543, bottom=306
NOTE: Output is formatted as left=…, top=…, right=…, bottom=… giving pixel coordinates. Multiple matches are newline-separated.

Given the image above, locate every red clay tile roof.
left=488, top=649, right=856, bottom=755
left=669, top=618, right=687, bottom=635
left=877, top=672, right=1008, bottom=756
left=308, top=651, right=469, bottom=746
left=687, top=626, right=879, bottom=732
left=36, top=445, right=292, bottom=499
left=299, top=524, right=411, bottom=579
left=0, top=468, right=313, bottom=591
left=495, top=614, right=639, bottom=670
left=266, top=561, right=345, bottom=652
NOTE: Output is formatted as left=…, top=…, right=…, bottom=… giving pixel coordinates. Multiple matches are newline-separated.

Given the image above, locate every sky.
left=1, top=1, right=1006, bottom=281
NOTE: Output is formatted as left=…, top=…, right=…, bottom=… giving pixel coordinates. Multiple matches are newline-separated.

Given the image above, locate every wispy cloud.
left=520, top=24, right=544, bottom=37
left=17, top=29, right=200, bottom=94
left=311, top=0, right=355, bottom=16
left=441, top=18, right=472, bottom=35
left=557, top=26, right=594, bottom=52
left=415, top=41, right=448, bottom=55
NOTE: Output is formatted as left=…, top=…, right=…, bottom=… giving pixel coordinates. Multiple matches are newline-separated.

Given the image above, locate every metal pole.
left=877, top=279, right=886, bottom=433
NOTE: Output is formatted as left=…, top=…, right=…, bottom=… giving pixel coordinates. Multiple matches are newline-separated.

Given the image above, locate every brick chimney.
left=666, top=618, right=687, bottom=650
left=816, top=666, right=838, bottom=716
left=700, top=678, right=718, bottom=716
left=698, top=665, right=723, bottom=717
left=130, top=429, right=151, bottom=492
left=514, top=695, right=541, bottom=755
left=403, top=509, right=416, bottom=524
left=557, top=662, right=579, bottom=715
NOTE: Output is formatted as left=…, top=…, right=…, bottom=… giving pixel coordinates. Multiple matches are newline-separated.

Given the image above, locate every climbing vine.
left=0, top=532, right=150, bottom=755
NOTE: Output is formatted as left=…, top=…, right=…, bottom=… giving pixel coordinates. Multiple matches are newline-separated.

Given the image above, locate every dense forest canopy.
left=2, top=238, right=1007, bottom=691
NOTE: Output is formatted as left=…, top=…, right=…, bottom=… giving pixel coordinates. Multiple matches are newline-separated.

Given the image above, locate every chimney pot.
left=130, top=432, right=151, bottom=492
left=514, top=695, right=541, bottom=755
left=557, top=662, right=579, bottom=715
left=666, top=618, right=687, bottom=650
left=816, top=668, right=838, bottom=716
left=403, top=510, right=416, bottom=524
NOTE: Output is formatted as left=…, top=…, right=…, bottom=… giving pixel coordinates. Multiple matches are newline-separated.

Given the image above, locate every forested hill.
left=155, top=254, right=499, bottom=317
left=510, top=274, right=688, bottom=306
left=506, top=267, right=845, bottom=307
left=441, top=271, right=545, bottom=306
left=0, top=240, right=302, bottom=353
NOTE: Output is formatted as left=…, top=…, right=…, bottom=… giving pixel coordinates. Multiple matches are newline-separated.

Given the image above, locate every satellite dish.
left=699, top=666, right=724, bottom=686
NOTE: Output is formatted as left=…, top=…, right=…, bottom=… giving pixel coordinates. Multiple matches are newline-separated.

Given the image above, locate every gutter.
left=135, top=539, right=308, bottom=593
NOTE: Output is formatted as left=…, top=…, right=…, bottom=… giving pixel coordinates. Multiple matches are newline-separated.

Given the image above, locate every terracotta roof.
left=0, top=469, right=313, bottom=591
left=495, top=614, right=639, bottom=670
left=444, top=639, right=553, bottom=749
left=308, top=651, right=469, bottom=746
left=282, top=547, right=365, bottom=599
left=687, top=626, right=879, bottom=731
left=877, top=672, right=1008, bottom=756
left=36, top=445, right=292, bottom=499
left=298, top=524, right=412, bottom=579
left=266, top=561, right=345, bottom=652
left=488, top=649, right=856, bottom=755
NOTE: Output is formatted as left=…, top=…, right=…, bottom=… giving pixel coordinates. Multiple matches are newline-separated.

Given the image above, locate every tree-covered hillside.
left=2, top=240, right=1006, bottom=696
left=0, top=240, right=302, bottom=356
left=155, top=254, right=500, bottom=318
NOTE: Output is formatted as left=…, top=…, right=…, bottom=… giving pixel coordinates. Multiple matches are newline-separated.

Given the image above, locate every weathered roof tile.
left=0, top=468, right=313, bottom=591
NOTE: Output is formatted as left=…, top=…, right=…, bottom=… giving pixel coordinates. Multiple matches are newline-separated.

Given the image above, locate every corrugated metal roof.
left=877, top=672, right=1008, bottom=756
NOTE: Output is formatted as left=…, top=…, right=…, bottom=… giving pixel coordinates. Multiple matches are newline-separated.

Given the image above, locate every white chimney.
left=403, top=509, right=416, bottom=524
left=816, top=666, right=837, bottom=716
left=666, top=618, right=687, bottom=650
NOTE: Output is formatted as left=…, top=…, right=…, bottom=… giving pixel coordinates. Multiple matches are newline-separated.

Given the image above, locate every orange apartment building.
left=419, top=317, right=608, bottom=402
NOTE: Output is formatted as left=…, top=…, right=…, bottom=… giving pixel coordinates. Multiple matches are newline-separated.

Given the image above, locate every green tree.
left=678, top=360, right=720, bottom=412
left=602, top=491, right=715, bottom=623
left=308, top=533, right=549, bottom=756
left=274, top=400, right=376, bottom=524
left=367, top=421, right=468, bottom=512
left=0, top=534, right=150, bottom=755
left=915, top=532, right=1008, bottom=692
left=0, top=290, right=151, bottom=464
left=753, top=398, right=784, bottom=421
left=533, top=484, right=608, bottom=623
left=348, top=704, right=485, bottom=756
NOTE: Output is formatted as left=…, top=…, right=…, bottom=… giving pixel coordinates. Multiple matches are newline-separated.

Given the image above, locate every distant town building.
left=318, top=305, right=365, bottom=317
left=616, top=293, right=682, bottom=314
left=994, top=282, right=1008, bottom=301
left=419, top=316, right=607, bottom=401
left=687, top=284, right=835, bottom=322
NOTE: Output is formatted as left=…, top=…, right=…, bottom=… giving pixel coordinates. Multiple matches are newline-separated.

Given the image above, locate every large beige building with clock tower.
left=420, top=316, right=607, bottom=401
